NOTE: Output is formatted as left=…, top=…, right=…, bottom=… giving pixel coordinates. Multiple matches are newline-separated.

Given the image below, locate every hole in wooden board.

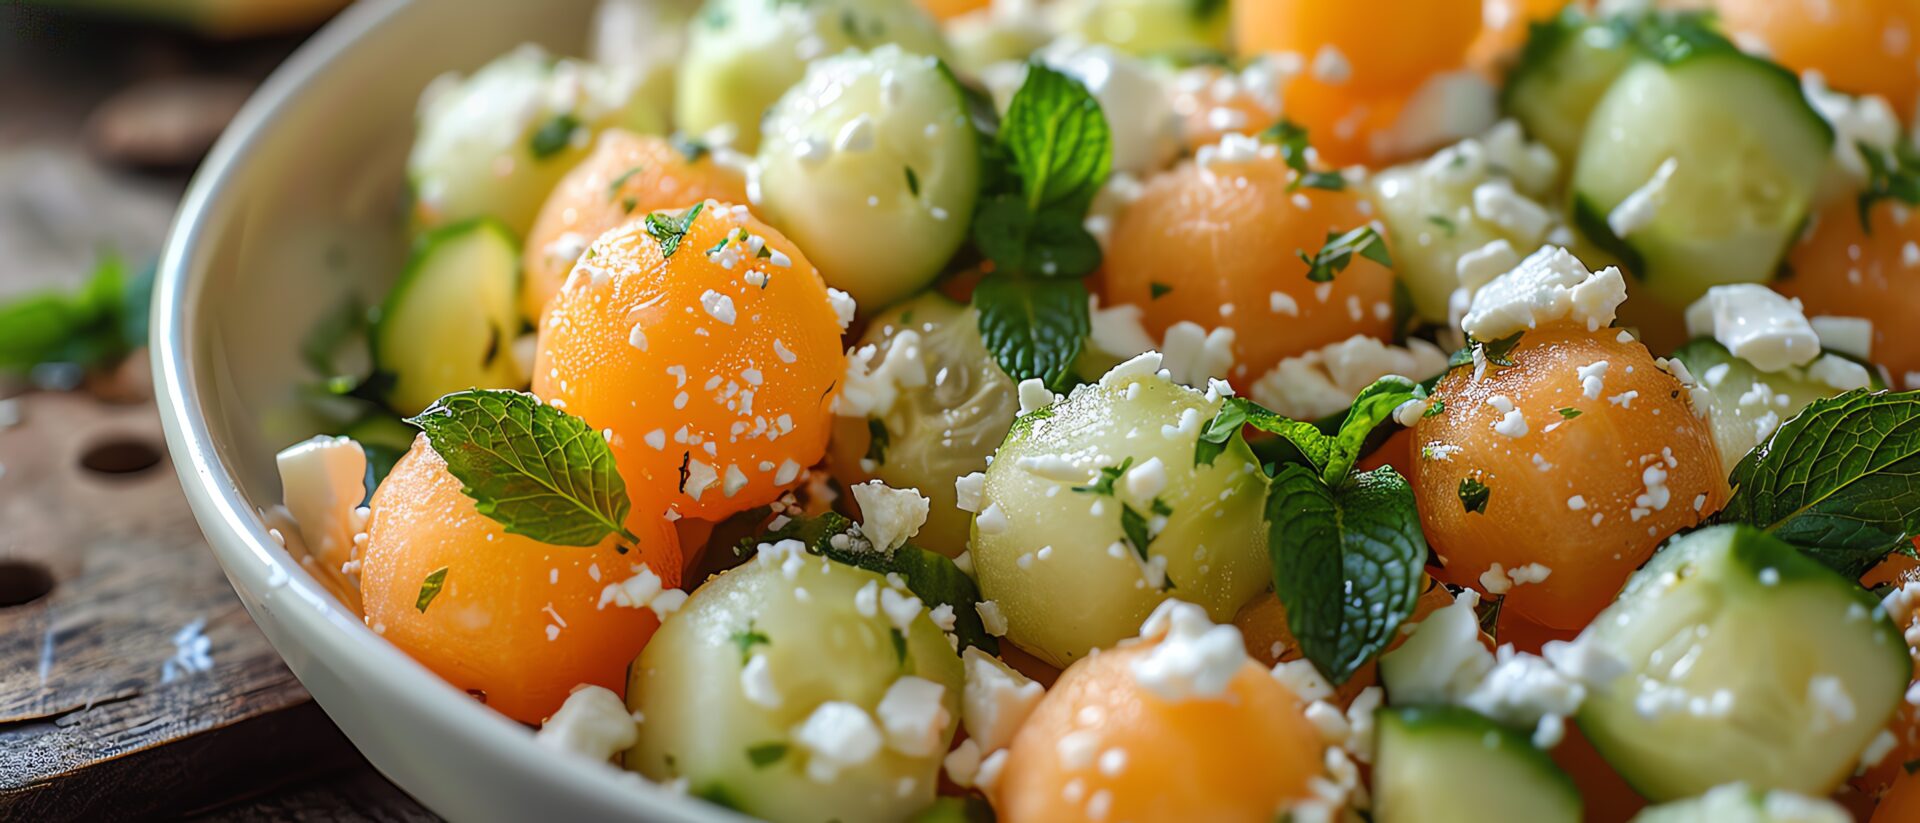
left=79, top=437, right=164, bottom=475
left=0, top=559, right=55, bottom=608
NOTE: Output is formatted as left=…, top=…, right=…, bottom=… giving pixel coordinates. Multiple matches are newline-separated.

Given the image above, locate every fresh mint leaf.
left=890, top=626, right=909, bottom=666
left=1557, top=407, right=1582, bottom=419
left=1327, top=376, right=1421, bottom=481
left=529, top=113, right=581, bottom=159
left=1298, top=225, right=1392, bottom=283
left=1120, top=502, right=1153, bottom=560
left=1194, top=400, right=1249, bottom=468
left=0, top=253, right=146, bottom=374
left=905, top=165, right=921, bottom=197
left=416, top=566, right=449, bottom=612
left=1425, top=398, right=1447, bottom=419
left=608, top=165, right=644, bottom=197
left=972, top=277, right=1089, bottom=385
left=1150, top=282, right=1172, bottom=299
left=741, top=513, right=999, bottom=654
left=1074, top=457, right=1133, bottom=496
left=1266, top=464, right=1426, bottom=683
left=972, top=195, right=1102, bottom=279
left=645, top=202, right=705, bottom=259
left=406, top=389, right=640, bottom=548
left=670, top=133, right=711, bottom=164
left=1239, top=399, right=1338, bottom=476
left=1003, top=64, right=1111, bottom=216
left=1258, top=119, right=1345, bottom=192
left=1459, top=476, right=1491, bottom=514
left=746, top=742, right=789, bottom=768
left=1719, top=389, right=1920, bottom=577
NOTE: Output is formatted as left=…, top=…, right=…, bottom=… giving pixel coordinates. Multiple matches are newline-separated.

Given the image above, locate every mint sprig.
left=1259, top=119, right=1346, bottom=192
left=1718, top=389, right=1920, bottom=577
left=407, top=389, right=641, bottom=549
left=969, top=63, right=1110, bottom=383
left=1202, top=377, right=1429, bottom=683
left=738, top=512, right=998, bottom=654
left=1858, top=139, right=1920, bottom=232
left=1267, top=464, right=1426, bottom=683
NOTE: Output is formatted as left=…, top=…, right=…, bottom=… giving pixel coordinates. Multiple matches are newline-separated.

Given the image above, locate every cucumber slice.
left=1670, top=338, right=1884, bottom=471
left=1575, top=525, right=1911, bottom=802
left=1373, top=705, right=1582, bottom=823
left=1501, top=9, right=1636, bottom=164
left=1631, top=782, right=1850, bottom=823
left=373, top=219, right=526, bottom=416
left=1570, top=46, right=1832, bottom=311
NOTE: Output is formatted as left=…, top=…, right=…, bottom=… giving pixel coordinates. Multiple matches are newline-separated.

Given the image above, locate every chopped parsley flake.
left=1557, top=407, right=1583, bottom=419
left=1073, top=456, right=1134, bottom=496
left=416, top=566, right=449, bottom=612
left=1424, top=398, right=1446, bottom=419
left=1458, top=476, right=1491, bottom=515
left=730, top=620, right=770, bottom=663
left=1426, top=215, right=1457, bottom=237
left=528, top=114, right=581, bottom=160
left=645, top=202, right=705, bottom=259
left=608, top=166, right=644, bottom=197
left=904, top=166, right=920, bottom=197
left=1298, top=225, right=1392, bottom=283
left=1149, top=282, right=1173, bottom=299
left=746, top=742, right=789, bottom=768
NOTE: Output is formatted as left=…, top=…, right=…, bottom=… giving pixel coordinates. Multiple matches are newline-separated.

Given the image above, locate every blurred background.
left=1, top=3, right=443, bottom=820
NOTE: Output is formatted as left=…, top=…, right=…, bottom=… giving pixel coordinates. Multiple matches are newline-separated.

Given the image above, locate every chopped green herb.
left=1557, top=407, right=1583, bottom=419
left=1480, top=332, right=1525, bottom=366
left=1426, top=214, right=1458, bottom=237
left=1074, top=457, right=1134, bottom=496
left=904, top=166, right=921, bottom=197
left=1258, top=119, right=1345, bottom=192
left=1458, top=476, right=1491, bottom=515
left=746, top=742, right=789, bottom=769
left=1858, top=139, right=1920, bottom=232
left=670, top=133, right=710, bottom=163
left=730, top=620, right=770, bottom=663
left=706, top=236, right=731, bottom=256
left=865, top=418, right=891, bottom=467
left=889, top=627, right=908, bottom=666
left=1149, top=282, right=1173, bottom=299
left=416, top=566, right=449, bottom=612
left=622, top=196, right=638, bottom=214
left=1119, top=502, right=1153, bottom=561
left=608, top=165, right=644, bottom=197
left=644, top=202, right=706, bottom=259
left=528, top=114, right=581, bottom=160
left=1298, top=225, right=1392, bottom=283
left=1475, top=591, right=1504, bottom=639
left=1423, top=398, right=1446, bottom=419
left=1150, top=497, right=1173, bottom=517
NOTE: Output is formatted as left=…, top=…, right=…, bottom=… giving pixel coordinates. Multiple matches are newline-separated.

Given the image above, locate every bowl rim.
left=149, top=2, right=735, bottom=819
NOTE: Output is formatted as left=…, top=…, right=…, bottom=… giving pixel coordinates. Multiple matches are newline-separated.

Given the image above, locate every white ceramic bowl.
left=152, top=1, right=740, bottom=820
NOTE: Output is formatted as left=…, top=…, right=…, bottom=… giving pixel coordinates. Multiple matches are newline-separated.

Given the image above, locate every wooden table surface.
left=0, top=8, right=436, bottom=820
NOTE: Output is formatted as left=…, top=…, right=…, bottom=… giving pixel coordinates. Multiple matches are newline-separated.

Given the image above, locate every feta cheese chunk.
left=792, top=701, right=884, bottom=783
left=275, top=435, right=369, bottom=575
left=850, top=481, right=930, bottom=553
left=961, top=647, right=1044, bottom=751
left=1461, top=246, right=1627, bottom=341
left=1250, top=335, right=1449, bottom=421
left=1127, top=599, right=1249, bottom=702
left=875, top=675, right=952, bottom=757
left=1809, top=315, right=1873, bottom=360
left=1684, top=284, right=1822, bottom=372
left=535, top=685, right=639, bottom=761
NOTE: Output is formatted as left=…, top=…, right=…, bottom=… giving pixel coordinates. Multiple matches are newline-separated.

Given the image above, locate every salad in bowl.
left=255, top=0, right=1920, bottom=820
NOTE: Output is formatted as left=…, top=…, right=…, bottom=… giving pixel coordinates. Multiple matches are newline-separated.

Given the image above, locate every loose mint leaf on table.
left=738, top=512, right=999, bottom=654
left=406, top=389, right=640, bottom=548
left=1718, top=389, right=1920, bottom=578
left=1266, top=464, right=1426, bottom=684
left=973, top=277, right=1090, bottom=386
left=0, top=253, right=148, bottom=374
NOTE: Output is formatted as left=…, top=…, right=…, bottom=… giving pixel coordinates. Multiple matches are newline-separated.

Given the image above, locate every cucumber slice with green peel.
left=1630, top=782, right=1850, bottom=823
left=1570, top=47, right=1832, bottom=311
left=1373, top=705, right=1582, bottom=823
left=1669, top=338, right=1885, bottom=472
left=373, top=219, right=526, bottom=416
left=1575, top=525, right=1911, bottom=802
left=1501, top=8, right=1637, bottom=164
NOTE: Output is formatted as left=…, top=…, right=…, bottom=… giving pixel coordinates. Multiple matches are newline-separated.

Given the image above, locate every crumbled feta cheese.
left=975, top=502, right=1009, bottom=534
left=1802, top=71, right=1903, bottom=180
left=961, top=647, right=1044, bottom=751
left=793, top=701, right=883, bottom=783
left=1250, top=335, right=1449, bottom=421
left=1099, top=351, right=1165, bottom=389
left=943, top=738, right=983, bottom=787
left=1379, top=589, right=1494, bottom=704
left=835, top=330, right=927, bottom=418
left=1684, top=285, right=1821, bottom=372
left=1461, top=246, right=1627, bottom=341
left=1577, top=359, right=1610, bottom=400
left=1607, top=157, right=1678, bottom=238
left=1310, top=44, right=1351, bottom=84
left=596, top=564, right=687, bottom=619
left=1807, top=675, right=1857, bottom=734
left=1087, top=295, right=1159, bottom=360
left=699, top=289, right=737, bottom=325
left=954, top=472, right=986, bottom=514
left=875, top=675, right=951, bottom=757
left=1456, top=239, right=1521, bottom=293
left=1127, top=599, right=1248, bottom=702
left=1472, top=179, right=1553, bottom=244
left=1160, top=322, right=1236, bottom=388
left=1809, top=316, right=1874, bottom=360
left=741, top=653, right=782, bottom=708
left=976, top=600, right=1008, bottom=636
left=275, top=435, right=370, bottom=575
left=1368, top=71, right=1499, bottom=159
left=826, top=288, right=857, bottom=330
left=535, top=685, right=638, bottom=761
left=1271, top=658, right=1335, bottom=703
left=879, top=586, right=923, bottom=631
left=1123, top=457, right=1168, bottom=501
left=850, top=481, right=929, bottom=553
left=1017, top=378, right=1058, bottom=415
left=1807, top=353, right=1873, bottom=391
